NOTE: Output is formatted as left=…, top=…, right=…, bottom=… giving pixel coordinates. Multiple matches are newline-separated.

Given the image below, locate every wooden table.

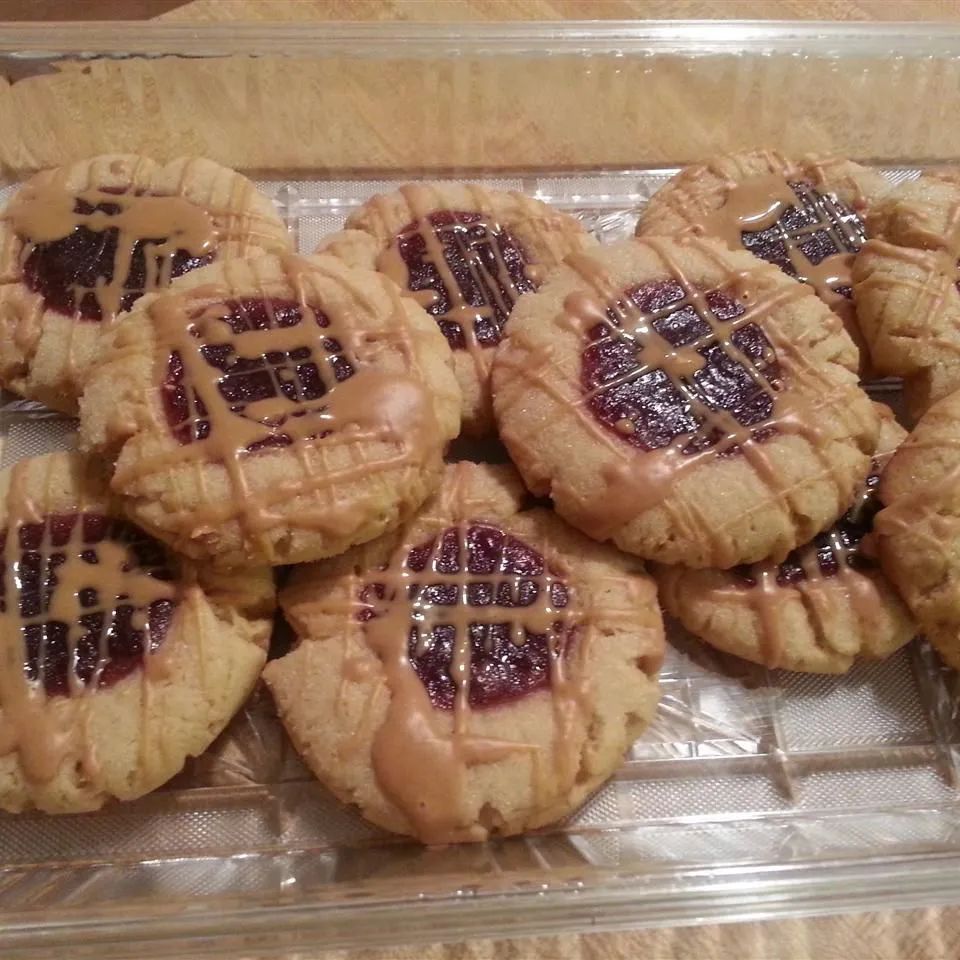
left=4, top=0, right=960, bottom=956
left=157, top=0, right=960, bottom=23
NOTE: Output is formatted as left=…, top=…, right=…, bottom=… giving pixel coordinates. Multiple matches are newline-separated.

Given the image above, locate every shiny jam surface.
left=1, top=512, right=177, bottom=697
left=740, top=181, right=866, bottom=300
left=581, top=280, right=781, bottom=454
left=22, top=190, right=213, bottom=322
left=162, top=297, right=355, bottom=448
left=395, top=211, right=535, bottom=351
left=359, top=523, right=571, bottom=710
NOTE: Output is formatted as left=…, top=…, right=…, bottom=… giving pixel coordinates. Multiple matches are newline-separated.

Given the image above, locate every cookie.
left=0, top=452, right=275, bottom=814
left=876, top=388, right=960, bottom=669
left=852, top=173, right=960, bottom=419
left=79, top=251, right=461, bottom=568
left=638, top=150, right=890, bottom=372
left=264, top=461, right=663, bottom=843
left=321, top=182, right=590, bottom=435
left=491, top=235, right=879, bottom=568
left=657, top=406, right=915, bottom=672
left=0, top=154, right=291, bottom=413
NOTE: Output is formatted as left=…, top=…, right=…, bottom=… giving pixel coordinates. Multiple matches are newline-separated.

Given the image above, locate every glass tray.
left=2, top=20, right=960, bottom=960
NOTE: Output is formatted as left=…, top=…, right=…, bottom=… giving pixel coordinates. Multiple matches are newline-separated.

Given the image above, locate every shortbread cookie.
left=853, top=173, right=960, bottom=418
left=492, top=235, right=879, bottom=568
left=0, top=452, right=274, bottom=814
left=657, top=407, right=914, bottom=672
left=321, top=182, right=590, bottom=434
left=0, top=154, right=290, bottom=413
left=876, top=389, right=960, bottom=668
left=639, top=150, right=890, bottom=371
left=79, top=252, right=461, bottom=568
left=265, top=462, right=664, bottom=843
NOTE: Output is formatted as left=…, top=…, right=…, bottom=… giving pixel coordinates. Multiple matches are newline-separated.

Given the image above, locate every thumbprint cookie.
left=321, top=182, right=591, bottom=435
left=853, top=172, right=960, bottom=418
left=638, top=150, right=890, bottom=373
left=657, top=406, right=915, bottom=673
left=0, top=154, right=290, bottom=413
left=79, top=252, right=461, bottom=568
left=876, top=388, right=960, bottom=669
left=491, top=236, right=879, bottom=568
left=0, top=451, right=274, bottom=814
left=264, top=462, right=663, bottom=844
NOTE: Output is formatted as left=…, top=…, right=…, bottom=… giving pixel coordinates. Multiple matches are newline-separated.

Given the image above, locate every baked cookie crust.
left=492, top=235, right=879, bottom=568
left=0, top=154, right=290, bottom=413
left=79, top=252, right=461, bottom=568
left=265, top=462, right=663, bottom=843
left=322, top=182, right=591, bottom=435
left=0, top=451, right=274, bottom=814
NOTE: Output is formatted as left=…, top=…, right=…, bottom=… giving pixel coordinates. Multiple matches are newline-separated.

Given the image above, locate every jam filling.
left=0, top=512, right=177, bottom=697
left=581, top=280, right=782, bottom=454
left=394, top=210, right=535, bottom=351
left=163, top=297, right=355, bottom=449
left=22, top=190, right=213, bottom=322
left=740, top=181, right=866, bottom=300
left=359, top=523, right=571, bottom=710
left=734, top=459, right=882, bottom=588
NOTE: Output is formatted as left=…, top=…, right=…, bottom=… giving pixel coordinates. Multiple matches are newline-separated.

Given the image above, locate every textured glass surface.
left=1, top=21, right=960, bottom=956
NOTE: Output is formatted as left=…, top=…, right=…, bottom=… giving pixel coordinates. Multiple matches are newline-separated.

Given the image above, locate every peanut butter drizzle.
left=748, top=568, right=788, bottom=666
left=0, top=461, right=177, bottom=786
left=374, top=184, right=538, bottom=382
left=6, top=180, right=217, bottom=323
left=545, top=238, right=856, bottom=565
left=356, top=478, right=583, bottom=843
left=112, top=255, right=442, bottom=562
left=728, top=449, right=895, bottom=668
left=857, top=239, right=960, bottom=360
left=875, top=436, right=960, bottom=551
left=937, top=194, right=960, bottom=253
left=672, top=164, right=867, bottom=350
left=875, top=178, right=960, bottom=255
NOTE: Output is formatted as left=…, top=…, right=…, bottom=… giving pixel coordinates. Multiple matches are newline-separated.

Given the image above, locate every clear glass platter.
left=1, top=20, right=960, bottom=959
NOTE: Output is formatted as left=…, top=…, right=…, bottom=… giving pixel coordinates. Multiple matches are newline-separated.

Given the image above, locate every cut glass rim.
left=0, top=19, right=959, bottom=57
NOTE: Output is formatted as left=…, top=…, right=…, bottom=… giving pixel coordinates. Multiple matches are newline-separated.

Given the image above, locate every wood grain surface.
left=158, top=0, right=960, bottom=23
left=5, top=0, right=960, bottom=957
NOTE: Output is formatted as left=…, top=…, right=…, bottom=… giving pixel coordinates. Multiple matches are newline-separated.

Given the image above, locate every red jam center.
left=735, top=459, right=882, bottom=588
left=163, top=297, right=355, bottom=449
left=1, top=512, right=177, bottom=697
left=395, top=210, right=535, bottom=351
left=581, top=280, right=781, bottom=454
left=21, top=190, right=214, bottom=322
left=740, top=181, right=866, bottom=300
left=359, top=523, right=571, bottom=710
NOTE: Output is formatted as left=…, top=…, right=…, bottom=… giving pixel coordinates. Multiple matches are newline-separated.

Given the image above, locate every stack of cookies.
left=0, top=149, right=954, bottom=845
